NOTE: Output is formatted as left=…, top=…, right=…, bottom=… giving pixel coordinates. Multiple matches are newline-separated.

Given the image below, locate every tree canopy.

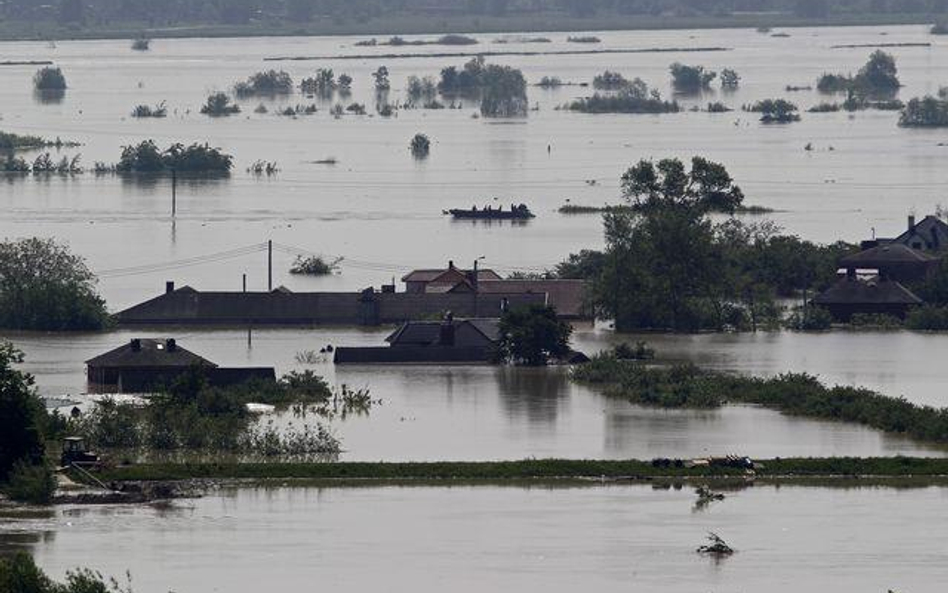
left=0, top=238, right=109, bottom=331
left=497, top=305, right=573, bottom=366
left=0, top=343, right=43, bottom=482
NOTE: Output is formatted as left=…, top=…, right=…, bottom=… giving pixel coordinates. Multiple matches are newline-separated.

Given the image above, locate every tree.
left=410, top=133, right=430, bottom=158
left=854, top=50, right=900, bottom=95
left=669, top=63, right=716, bottom=93
left=0, top=238, right=109, bottom=330
left=497, top=305, right=572, bottom=366
left=620, top=156, right=745, bottom=214
left=720, top=68, right=740, bottom=89
left=0, top=343, right=44, bottom=482
left=373, top=66, right=390, bottom=92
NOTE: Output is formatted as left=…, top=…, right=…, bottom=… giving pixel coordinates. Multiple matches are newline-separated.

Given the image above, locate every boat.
left=445, top=203, right=535, bottom=220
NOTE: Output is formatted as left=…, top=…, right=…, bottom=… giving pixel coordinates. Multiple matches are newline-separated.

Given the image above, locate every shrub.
left=115, top=140, right=233, bottom=173
left=809, top=102, right=841, bottom=113
left=410, top=133, right=431, bottom=158
left=289, top=255, right=339, bottom=275
left=669, top=63, right=716, bottom=92
left=537, top=76, right=562, bottom=88
left=744, top=98, right=800, bottom=123
left=3, top=460, right=56, bottom=504
left=899, top=96, right=948, bottom=127
left=300, top=68, right=336, bottom=96
left=131, top=36, right=150, bottom=51
left=131, top=101, right=167, bottom=118
left=33, top=66, right=66, bottom=91
left=817, top=73, right=852, bottom=93
left=612, top=341, right=655, bottom=360
left=200, top=92, right=240, bottom=117
left=592, top=71, right=630, bottom=90
left=849, top=313, right=903, bottom=329
left=906, top=305, right=948, bottom=330
left=567, top=36, right=600, bottom=43
left=720, top=68, right=740, bottom=89
left=784, top=305, right=833, bottom=330
left=706, top=102, right=731, bottom=113
left=234, top=70, right=293, bottom=97
left=569, top=79, right=679, bottom=114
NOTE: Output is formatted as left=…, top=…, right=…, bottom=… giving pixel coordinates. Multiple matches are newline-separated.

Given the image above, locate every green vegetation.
left=373, top=66, right=391, bottom=92
left=785, top=304, right=834, bottom=331
left=567, top=36, right=601, bottom=43
left=300, top=68, right=337, bottom=96
left=0, top=553, right=133, bottom=593
left=669, top=63, right=716, bottom=93
left=406, top=75, right=437, bottom=103
left=906, top=305, right=948, bottom=330
left=817, top=50, right=901, bottom=97
left=706, top=101, right=732, bottom=113
left=496, top=304, right=573, bottom=366
left=234, top=69, right=293, bottom=97
left=94, top=457, right=948, bottom=484
left=0, top=343, right=61, bottom=504
left=567, top=78, right=678, bottom=114
left=611, top=341, right=655, bottom=360
left=0, top=238, right=108, bottom=331
left=437, top=57, right=528, bottom=117
left=592, top=71, right=631, bottom=90
left=358, top=34, right=478, bottom=46
left=71, top=369, right=375, bottom=458
left=0, top=131, right=72, bottom=152
left=899, top=96, right=948, bottom=127
left=720, top=68, right=740, bottom=89
left=537, top=76, right=563, bottom=88
left=562, top=157, right=852, bottom=331
left=130, top=101, right=167, bottom=118
left=744, top=98, right=800, bottom=123
left=32, top=66, right=66, bottom=91
left=289, top=255, right=340, bottom=275
left=572, top=356, right=948, bottom=445
left=200, top=92, right=241, bottom=117
left=115, top=140, right=233, bottom=173
left=131, top=36, right=150, bottom=51
left=410, top=133, right=431, bottom=158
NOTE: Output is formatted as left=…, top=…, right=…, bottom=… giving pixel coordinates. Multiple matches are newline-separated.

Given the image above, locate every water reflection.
left=494, top=365, right=570, bottom=424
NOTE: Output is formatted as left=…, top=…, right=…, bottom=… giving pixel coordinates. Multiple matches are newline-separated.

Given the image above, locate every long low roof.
left=839, top=244, right=938, bottom=267
left=812, top=278, right=923, bottom=305
left=86, top=339, right=217, bottom=368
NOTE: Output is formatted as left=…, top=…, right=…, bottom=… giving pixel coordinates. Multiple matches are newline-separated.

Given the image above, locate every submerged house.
left=333, top=315, right=499, bottom=364
left=811, top=275, right=923, bottom=321
left=837, top=243, right=938, bottom=283
left=86, top=338, right=275, bottom=393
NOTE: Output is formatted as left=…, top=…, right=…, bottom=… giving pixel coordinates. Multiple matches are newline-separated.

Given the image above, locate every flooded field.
left=2, top=482, right=947, bottom=592
left=2, top=325, right=945, bottom=461
left=1, top=25, right=947, bottom=308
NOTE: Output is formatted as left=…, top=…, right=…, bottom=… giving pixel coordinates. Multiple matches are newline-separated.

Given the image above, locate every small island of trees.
left=569, top=76, right=678, bottom=114
left=669, top=63, right=716, bottom=93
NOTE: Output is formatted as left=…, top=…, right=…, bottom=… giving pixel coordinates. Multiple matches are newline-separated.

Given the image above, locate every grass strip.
left=94, top=456, right=948, bottom=483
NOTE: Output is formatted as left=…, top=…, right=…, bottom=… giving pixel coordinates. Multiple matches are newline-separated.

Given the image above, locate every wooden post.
left=242, top=273, right=247, bottom=292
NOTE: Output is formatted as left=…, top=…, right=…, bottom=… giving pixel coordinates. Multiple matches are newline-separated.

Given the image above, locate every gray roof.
left=812, top=278, right=923, bottom=306
left=401, top=268, right=502, bottom=283
left=840, top=244, right=937, bottom=267
left=85, top=339, right=217, bottom=368
left=385, top=318, right=500, bottom=346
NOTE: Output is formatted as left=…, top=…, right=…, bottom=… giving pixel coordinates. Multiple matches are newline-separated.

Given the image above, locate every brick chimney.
left=908, top=215, right=916, bottom=233
left=166, top=281, right=175, bottom=294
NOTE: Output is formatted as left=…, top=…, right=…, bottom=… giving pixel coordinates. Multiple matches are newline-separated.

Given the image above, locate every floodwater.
left=4, top=324, right=945, bottom=461
left=3, top=483, right=948, bottom=592
left=1, top=25, right=947, bottom=308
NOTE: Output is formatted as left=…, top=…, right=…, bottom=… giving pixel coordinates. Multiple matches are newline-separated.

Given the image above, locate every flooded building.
left=333, top=316, right=500, bottom=364
left=86, top=338, right=275, bottom=393
left=812, top=275, right=923, bottom=321
left=871, top=215, right=948, bottom=252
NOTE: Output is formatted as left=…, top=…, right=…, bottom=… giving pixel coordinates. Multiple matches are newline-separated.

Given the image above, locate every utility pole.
left=242, top=273, right=247, bottom=292
left=267, top=240, right=273, bottom=292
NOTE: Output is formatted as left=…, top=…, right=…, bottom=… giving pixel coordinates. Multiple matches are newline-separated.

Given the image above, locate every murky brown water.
left=1, top=25, right=947, bottom=308
left=2, top=483, right=946, bottom=592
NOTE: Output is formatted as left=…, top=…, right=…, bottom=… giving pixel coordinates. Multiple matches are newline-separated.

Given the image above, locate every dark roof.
left=385, top=318, right=500, bottom=346
left=85, top=339, right=217, bottom=368
left=812, top=278, right=923, bottom=306
left=402, top=268, right=502, bottom=283
left=839, top=244, right=937, bottom=267
left=892, top=215, right=948, bottom=244
left=478, top=279, right=587, bottom=318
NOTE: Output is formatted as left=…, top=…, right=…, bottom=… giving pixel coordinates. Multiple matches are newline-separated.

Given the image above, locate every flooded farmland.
left=4, top=21, right=948, bottom=592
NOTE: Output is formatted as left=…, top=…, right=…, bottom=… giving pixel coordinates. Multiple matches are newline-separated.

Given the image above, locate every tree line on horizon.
left=5, top=0, right=948, bottom=29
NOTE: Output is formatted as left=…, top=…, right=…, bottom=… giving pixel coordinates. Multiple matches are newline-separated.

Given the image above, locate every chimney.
left=130, top=338, right=141, bottom=351
left=440, top=313, right=455, bottom=346
left=166, top=281, right=175, bottom=294
left=448, top=260, right=455, bottom=270
left=166, top=338, right=177, bottom=352
left=908, top=215, right=916, bottom=233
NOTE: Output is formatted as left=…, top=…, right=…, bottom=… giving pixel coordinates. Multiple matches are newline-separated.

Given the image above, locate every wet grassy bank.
left=92, top=456, right=948, bottom=484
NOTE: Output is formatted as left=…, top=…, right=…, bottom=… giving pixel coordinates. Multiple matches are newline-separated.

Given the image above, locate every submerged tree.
left=669, top=63, right=716, bottom=93
left=234, top=70, right=294, bottom=97
left=200, top=92, right=241, bottom=116
left=496, top=305, right=573, bottom=366
left=373, top=66, right=391, bottom=92
left=720, top=68, right=740, bottom=90
left=33, top=66, right=66, bottom=91
left=410, top=133, right=431, bottom=158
